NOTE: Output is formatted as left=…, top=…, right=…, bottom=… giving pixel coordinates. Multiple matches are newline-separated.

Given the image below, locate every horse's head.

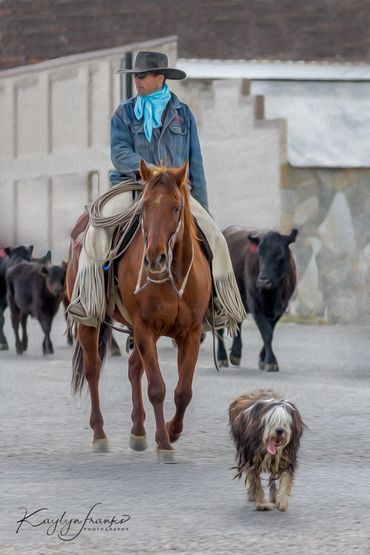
left=139, top=159, right=192, bottom=276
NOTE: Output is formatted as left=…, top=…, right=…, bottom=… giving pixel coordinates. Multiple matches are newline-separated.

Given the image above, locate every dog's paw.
left=256, top=502, right=274, bottom=511
left=275, top=496, right=288, bottom=511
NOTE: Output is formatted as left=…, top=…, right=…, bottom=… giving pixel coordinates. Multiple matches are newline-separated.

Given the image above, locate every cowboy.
left=67, top=51, right=245, bottom=332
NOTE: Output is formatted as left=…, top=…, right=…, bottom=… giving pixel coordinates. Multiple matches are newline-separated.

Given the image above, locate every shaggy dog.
left=229, top=389, right=304, bottom=511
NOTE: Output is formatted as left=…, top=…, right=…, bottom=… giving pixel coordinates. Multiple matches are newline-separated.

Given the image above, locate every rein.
left=134, top=196, right=194, bottom=298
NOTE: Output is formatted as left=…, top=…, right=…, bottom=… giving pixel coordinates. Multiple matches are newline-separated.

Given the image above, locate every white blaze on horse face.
left=154, top=194, right=163, bottom=206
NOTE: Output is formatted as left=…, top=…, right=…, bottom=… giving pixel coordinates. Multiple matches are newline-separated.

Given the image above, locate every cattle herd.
left=0, top=245, right=66, bottom=355
left=0, top=226, right=298, bottom=368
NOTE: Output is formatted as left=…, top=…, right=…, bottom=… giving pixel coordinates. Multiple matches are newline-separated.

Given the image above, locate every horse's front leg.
left=166, top=327, right=201, bottom=443
left=135, top=326, right=173, bottom=456
left=128, top=345, right=147, bottom=451
left=78, top=324, right=108, bottom=452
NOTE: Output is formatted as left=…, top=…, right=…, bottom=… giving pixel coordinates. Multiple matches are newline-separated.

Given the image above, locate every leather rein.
left=134, top=196, right=194, bottom=297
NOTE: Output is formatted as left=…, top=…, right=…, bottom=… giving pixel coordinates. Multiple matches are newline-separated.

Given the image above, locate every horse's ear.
left=174, top=161, right=189, bottom=187
left=139, top=159, right=152, bottom=182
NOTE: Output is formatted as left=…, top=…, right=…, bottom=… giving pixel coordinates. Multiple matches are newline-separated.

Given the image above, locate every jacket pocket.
left=132, top=124, right=144, bottom=134
left=169, top=124, right=188, bottom=135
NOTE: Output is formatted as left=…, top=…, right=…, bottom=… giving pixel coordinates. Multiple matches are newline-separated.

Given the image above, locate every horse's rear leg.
left=166, top=328, right=201, bottom=443
left=136, top=327, right=173, bottom=457
left=78, top=325, right=108, bottom=452
left=128, top=346, right=147, bottom=451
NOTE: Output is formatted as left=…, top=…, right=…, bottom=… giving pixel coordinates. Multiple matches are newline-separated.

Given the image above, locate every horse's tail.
left=71, top=318, right=113, bottom=395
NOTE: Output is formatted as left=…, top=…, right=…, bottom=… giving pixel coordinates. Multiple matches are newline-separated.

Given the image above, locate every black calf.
left=217, top=227, right=298, bottom=372
left=6, top=261, right=66, bottom=355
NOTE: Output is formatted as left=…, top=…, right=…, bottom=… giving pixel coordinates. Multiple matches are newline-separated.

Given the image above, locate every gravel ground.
left=0, top=313, right=369, bottom=554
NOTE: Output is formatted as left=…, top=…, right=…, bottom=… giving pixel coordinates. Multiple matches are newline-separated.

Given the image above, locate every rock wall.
left=281, top=167, right=370, bottom=323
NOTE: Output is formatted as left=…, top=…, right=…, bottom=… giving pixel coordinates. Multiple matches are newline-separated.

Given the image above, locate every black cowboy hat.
left=116, top=50, right=186, bottom=80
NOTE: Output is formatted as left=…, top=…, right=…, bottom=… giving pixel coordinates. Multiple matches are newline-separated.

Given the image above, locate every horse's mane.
left=144, top=167, right=199, bottom=242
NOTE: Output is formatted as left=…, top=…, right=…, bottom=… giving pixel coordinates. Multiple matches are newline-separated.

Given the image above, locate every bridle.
left=134, top=195, right=194, bottom=297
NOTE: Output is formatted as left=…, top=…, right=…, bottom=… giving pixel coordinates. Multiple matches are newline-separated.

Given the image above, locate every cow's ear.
left=4, top=247, right=12, bottom=257
left=39, top=265, right=49, bottom=276
left=286, top=228, right=298, bottom=244
left=139, top=159, right=152, bottom=182
left=45, top=250, right=52, bottom=264
left=248, top=234, right=260, bottom=246
left=28, top=245, right=34, bottom=255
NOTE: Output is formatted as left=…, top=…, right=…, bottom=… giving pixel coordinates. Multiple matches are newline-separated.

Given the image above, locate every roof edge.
left=0, top=36, right=178, bottom=77
left=177, top=58, right=370, bottom=81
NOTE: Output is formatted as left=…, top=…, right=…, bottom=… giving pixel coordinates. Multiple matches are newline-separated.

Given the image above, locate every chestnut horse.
left=67, top=161, right=212, bottom=461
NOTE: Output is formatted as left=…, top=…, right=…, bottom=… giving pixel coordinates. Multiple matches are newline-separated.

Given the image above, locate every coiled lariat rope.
left=83, top=180, right=145, bottom=264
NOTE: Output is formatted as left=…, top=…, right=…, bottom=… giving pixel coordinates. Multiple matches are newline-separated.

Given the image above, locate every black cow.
left=6, top=261, right=66, bottom=355
left=0, top=245, right=34, bottom=350
left=217, top=227, right=298, bottom=372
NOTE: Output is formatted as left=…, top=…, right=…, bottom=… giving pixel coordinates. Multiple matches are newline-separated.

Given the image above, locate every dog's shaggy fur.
left=229, top=389, right=304, bottom=511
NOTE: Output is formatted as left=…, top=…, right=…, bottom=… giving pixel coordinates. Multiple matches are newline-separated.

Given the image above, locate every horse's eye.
left=174, top=206, right=180, bottom=215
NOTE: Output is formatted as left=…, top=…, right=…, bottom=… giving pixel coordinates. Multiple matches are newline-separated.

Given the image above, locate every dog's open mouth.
left=267, top=438, right=282, bottom=456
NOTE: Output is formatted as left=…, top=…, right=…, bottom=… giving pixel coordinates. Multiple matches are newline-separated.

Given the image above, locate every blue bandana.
left=134, top=84, right=171, bottom=142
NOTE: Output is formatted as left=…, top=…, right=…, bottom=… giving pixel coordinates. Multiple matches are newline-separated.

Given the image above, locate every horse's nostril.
left=157, top=253, right=167, bottom=267
left=144, top=255, right=150, bottom=267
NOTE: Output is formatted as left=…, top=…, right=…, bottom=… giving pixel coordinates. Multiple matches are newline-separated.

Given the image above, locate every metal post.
left=119, top=51, right=133, bottom=101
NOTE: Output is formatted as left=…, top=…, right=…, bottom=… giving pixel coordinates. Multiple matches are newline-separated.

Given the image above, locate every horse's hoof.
left=230, top=355, right=241, bottom=366
left=0, top=343, right=9, bottom=351
left=92, top=438, right=109, bottom=452
left=129, top=433, right=148, bottom=451
left=217, top=358, right=229, bottom=367
left=258, top=360, right=266, bottom=370
left=156, top=448, right=176, bottom=464
left=265, top=363, right=279, bottom=372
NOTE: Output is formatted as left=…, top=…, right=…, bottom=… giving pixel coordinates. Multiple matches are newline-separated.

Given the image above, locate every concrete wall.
left=174, top=78, right=284, bottom=230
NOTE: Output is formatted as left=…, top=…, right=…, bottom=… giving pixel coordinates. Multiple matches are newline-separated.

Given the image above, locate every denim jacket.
left=110, top=92, right=209, bottom=212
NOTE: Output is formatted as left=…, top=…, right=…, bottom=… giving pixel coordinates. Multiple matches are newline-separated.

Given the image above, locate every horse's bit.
left=134, top=197, right=194, bottom=297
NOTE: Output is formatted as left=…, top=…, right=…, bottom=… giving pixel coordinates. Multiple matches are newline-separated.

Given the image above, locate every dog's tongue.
left=267, top=440, right=277, bottom=455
